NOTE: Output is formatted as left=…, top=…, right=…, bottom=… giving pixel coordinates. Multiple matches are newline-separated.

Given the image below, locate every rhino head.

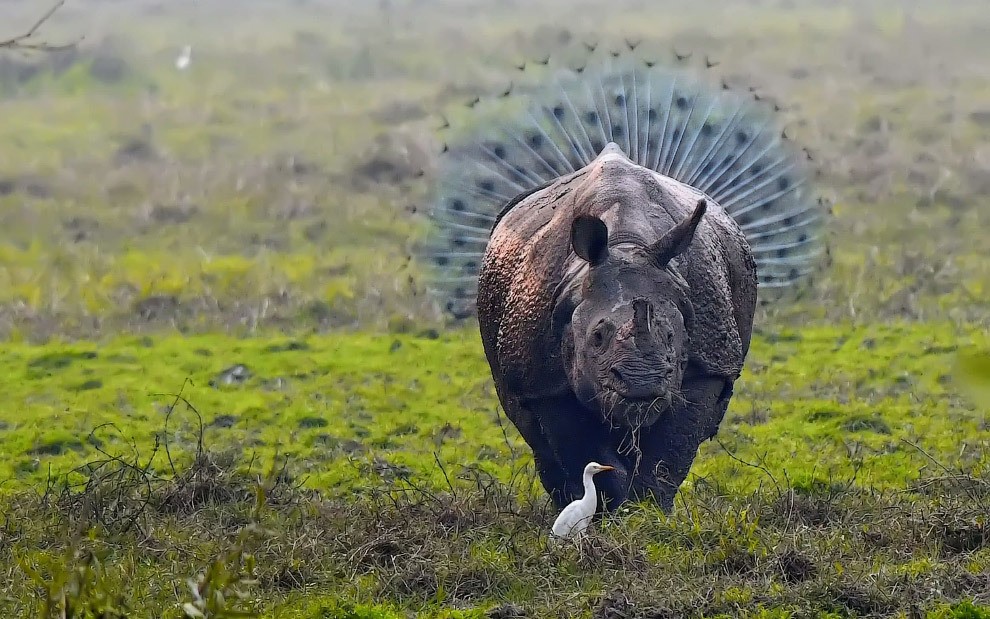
left=563, top=198, right=707, bottom=429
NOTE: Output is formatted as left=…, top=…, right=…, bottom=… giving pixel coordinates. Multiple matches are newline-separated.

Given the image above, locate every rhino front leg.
left=631, top=376, right=733, bottom=511
left=501, top=402, right=571, bottom=506
left=521, top=394, right=631, bottom=511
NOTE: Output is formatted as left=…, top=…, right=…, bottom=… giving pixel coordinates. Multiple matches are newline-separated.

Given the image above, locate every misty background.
left=0, top=0, right=987, bottom=341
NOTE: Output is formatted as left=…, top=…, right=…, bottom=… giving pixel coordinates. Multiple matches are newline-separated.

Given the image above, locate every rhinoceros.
left=424, top=51, right=824, bottom=510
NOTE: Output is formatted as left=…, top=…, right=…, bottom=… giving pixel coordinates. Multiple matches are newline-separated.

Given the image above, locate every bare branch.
left=0, top=1, right=76, bottom=52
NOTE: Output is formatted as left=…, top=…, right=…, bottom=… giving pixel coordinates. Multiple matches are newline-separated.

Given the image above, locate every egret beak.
left=599, top=465, right=615, bottom=472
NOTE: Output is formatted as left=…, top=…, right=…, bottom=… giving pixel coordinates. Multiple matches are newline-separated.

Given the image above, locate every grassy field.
left=1, top=0, right=989, bottom=616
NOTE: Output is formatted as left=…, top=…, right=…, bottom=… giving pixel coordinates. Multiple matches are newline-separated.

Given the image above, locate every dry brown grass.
left=4, top=416, right=989, bottom=617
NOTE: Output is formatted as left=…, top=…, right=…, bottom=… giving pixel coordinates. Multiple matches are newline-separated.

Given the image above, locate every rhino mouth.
left=600, top=387, right=672, bottom=427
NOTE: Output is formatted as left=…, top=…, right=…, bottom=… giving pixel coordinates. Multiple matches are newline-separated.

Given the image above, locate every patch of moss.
left=0, top=322, right=985, bottom=504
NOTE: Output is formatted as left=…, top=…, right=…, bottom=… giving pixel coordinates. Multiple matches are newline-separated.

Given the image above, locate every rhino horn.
left=632, top=297, right=653, bottom=345
left=646, top=199, right=707, bottom=268
left=571, top=215, right=609, bottom=266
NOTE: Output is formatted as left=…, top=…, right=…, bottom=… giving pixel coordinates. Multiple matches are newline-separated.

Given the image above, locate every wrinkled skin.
left=477, top=143, right=757, bottom=513
left=565, top=214, right=698, bottom=430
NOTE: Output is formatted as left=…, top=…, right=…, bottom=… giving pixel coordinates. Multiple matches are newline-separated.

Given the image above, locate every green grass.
left=0, top=322, right=986, bottom=498
left=1, top=323, right=988, bottom=616
left=0, top=327, right=505, bottom=495
left=1, top=0, right=990, bottom=616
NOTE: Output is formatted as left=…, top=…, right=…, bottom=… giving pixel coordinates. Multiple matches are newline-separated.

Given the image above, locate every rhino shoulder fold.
left=678, top=200, right=756, bottom=381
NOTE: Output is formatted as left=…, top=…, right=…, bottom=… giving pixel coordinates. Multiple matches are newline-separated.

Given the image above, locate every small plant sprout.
left=550, top=461, right=615, bottom=542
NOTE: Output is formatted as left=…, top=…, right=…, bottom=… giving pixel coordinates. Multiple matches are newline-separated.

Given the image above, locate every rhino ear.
left=571, top=215, right=609, bottom=266
left=647, top=199, right=707, bottom=268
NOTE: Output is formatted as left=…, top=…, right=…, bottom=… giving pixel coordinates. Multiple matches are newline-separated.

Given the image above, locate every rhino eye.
left=590, top=320, right=612, bottom=349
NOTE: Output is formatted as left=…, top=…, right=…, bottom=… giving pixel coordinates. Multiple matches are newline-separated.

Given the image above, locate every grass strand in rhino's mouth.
left=600, top=387, right=671, bottom=425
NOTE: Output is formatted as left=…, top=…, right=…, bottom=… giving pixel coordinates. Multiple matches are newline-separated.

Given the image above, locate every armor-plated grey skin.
left=477, top=143, right=757, bottom=512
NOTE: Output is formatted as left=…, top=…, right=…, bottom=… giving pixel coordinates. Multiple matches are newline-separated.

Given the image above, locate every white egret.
left=550, top=461, right=615, bottom=541
left=176, top=45, right=192, bottom=71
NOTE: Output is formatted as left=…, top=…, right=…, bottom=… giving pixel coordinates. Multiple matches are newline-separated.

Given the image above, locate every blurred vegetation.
left=0, top=0, right=988, bottom=340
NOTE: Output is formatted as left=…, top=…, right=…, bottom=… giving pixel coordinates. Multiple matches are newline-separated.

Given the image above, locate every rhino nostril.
left=610, top=368, right=625, bottom=386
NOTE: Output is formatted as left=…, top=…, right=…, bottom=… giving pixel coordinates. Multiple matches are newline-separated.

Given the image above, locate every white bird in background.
left=175, top=45, right=192, bottom=71
left=550, top=461, right=615, bottom=542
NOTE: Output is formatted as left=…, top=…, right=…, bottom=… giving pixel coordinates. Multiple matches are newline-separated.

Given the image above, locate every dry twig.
left=0, top=1, right=75, bottom=52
